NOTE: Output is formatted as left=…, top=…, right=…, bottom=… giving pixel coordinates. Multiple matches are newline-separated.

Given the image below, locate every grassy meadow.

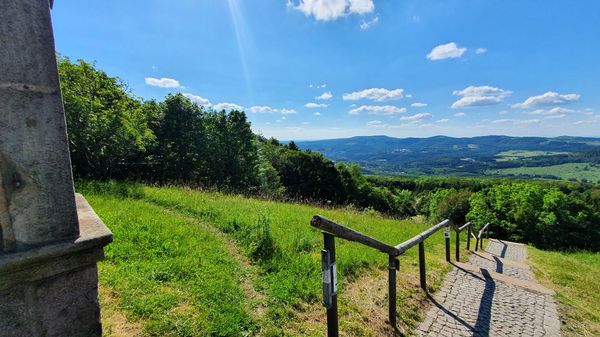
left=486, top=162, right=600, bottom=181
left=528, top=248, right=600, bottom=337
left=79, top=181, right=461, bottom=336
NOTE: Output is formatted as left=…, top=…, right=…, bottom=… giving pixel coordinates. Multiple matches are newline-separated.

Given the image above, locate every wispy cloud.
left=454, top=112, right=466, bottom=117
left=475, top=48, right=487, bottom=54
left=305, top=102, right=328, bottom=108
left=400, top=112, right=432, bottom=123
left=411, top=102, right=428, bottom=108
left=182, top=93, right=210, bottom=106
left=343, top=87, right=404, bottom=101
left=349, top=105, right=406, bottom=115
left=493, top=118, right=541, bottom=125
left=213, top=102, right=243, bottom=111
left=145, top=77, right=181, bottom=88
left=360, top=16, right=379, bottom=29
left=436, top=119, right=449, bottom=123
left=366, top=120, right=388, bottom=128
left=512, top=91, right=580, bottom=109
left=427, top=42, right=467, bottom=61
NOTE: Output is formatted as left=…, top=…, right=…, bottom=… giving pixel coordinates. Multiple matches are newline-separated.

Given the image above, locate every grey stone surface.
left=0, top=265, right=102, bottom=337
left=0, top=2, right=112, bottom=336
left=417, top=241, right=561, bottom=336
left=0, top=0, right=78, bottom=251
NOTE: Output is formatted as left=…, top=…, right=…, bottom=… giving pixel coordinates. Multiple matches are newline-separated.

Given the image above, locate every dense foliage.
left=58, top=57, right=599, bottom=251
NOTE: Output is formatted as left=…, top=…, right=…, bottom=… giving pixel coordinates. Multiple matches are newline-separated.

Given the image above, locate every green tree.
left=58, top=56, right=155, bottom=178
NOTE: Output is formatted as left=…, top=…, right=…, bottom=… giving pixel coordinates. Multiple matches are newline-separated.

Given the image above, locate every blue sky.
left=53, top=0, right=600, bottom=140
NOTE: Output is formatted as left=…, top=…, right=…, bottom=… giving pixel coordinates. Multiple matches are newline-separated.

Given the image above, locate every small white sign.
left=332, top=263, right=338, bottom=293
left=444, top=227, right=451, bottom=238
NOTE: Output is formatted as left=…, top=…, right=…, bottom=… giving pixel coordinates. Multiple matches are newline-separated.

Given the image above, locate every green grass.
left=79, top=181, right=457, bottom=336
left=528, top=248, right=600, bottom=336
left=486, top=163, right=600, bottom=181
left=86, top=193, right=255, bottom=336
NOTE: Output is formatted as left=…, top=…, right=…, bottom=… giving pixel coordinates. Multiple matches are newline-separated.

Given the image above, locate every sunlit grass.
left=79, top=181, right=457, bottom=336
left=529, top=247, right=600, bottom=336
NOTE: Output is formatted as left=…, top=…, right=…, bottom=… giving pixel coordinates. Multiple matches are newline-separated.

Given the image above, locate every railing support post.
left=445, top=227, right=450, bottom=263
left=455, top=228, right=460, bottom=262
left=418, top=241, right=426, bottom=290
left=466, top=224, right=471, bottom=251
left=323, top=233, right=339, bottom=337
left=388, top=254, right=399, bottom=329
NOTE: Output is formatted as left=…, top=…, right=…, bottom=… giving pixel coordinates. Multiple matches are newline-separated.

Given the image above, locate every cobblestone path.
left=417, top=239, right=561, bottom=337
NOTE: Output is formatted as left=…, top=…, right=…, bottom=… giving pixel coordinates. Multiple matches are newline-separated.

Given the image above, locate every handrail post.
left=445, top=226, right=450, bottom=262
left=323, top=233, right=339, bottom=337
left=418, top=241, right=426, bottom=290
left=388, top=254, right=399, bottom=329
left=466, top=224, right=471, bottom=251
left=455, top=226, right=460, bottom=262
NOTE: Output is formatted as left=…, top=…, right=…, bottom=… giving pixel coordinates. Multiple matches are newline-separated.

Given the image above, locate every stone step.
left=453, top=262, right=553, bottom=295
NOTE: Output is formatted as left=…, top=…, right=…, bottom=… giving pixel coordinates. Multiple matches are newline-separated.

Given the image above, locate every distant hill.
left=296, top=135, right=600, bottom=180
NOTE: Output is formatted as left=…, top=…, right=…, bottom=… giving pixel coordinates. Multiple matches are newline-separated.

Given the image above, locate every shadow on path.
left=473, top=269, right=496, bottom=336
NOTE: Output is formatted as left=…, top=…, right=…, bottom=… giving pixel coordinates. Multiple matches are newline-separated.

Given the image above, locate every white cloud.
left=436, top=119, right=449, bottom=123
left=366, top=120, right=388, bottom=128
left=451, top=85, right=512, bottom=108
left=400, top=113, right=432, bottom=123
left=349, top=105, right=406, bottom=115
left=475, top=48, right=487, bottom=54
left=292, top=0, right=374, bottom=21
left=349, top=0, right=375, bottom=14
left=405, top=94, right=413, bottom=98
left=499, top=110, right=510, bottom=115
left=493, top=118, right=541, bottom=125
left=314, top=112, right=321, bottom=116
left=249, top=106, right=297, bottom=114
left=411, top=102, right=428, bottom=108
left=145, top=77, right=181, bottom=88
left=305, top=102, right=328, bottom=108
left=544, top=114, right=566, bottom=119
left=512, top=91, right=580, bottom=109
left=214, top=102, right=243, bottom=111
left=343, top=87, right=404, bottom=101
left=182, top=93, right=210, bottom=106
left=426, top=42, right=467, bottom=61
left=454, top=112, right=466, bottom=117
left=249, top=106, right=276, bottom=113
left=527, top=107, right=576, bottom=115
left=302, top=121, right=311, bottom=125
left=316, top=91, right=333, bottom=100
left=360, top=16, right=379, bottom=30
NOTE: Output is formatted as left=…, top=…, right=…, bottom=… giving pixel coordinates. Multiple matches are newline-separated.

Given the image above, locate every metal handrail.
left=311, top=216, right=452, bottom=336
left=396, top=219, right=451, bottom=254
left=457, top=221, right=471, bottom=232
left=311, top=216, right=400, bottom=255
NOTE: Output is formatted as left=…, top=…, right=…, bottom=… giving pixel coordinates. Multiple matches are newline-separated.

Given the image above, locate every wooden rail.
left=311, top=216, right=399, bottom=255
left=311, top=215, right=463, bottom=336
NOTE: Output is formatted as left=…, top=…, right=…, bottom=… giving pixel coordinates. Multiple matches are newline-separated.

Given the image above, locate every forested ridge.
left=58, top=56, right=600, bottom=251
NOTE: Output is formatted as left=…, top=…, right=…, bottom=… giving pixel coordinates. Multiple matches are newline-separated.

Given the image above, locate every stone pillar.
left=0, top=1, right=112, bottom=336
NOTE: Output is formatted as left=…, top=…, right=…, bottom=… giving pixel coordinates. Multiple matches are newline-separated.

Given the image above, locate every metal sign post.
left=322, top=232, right=339, bottom=337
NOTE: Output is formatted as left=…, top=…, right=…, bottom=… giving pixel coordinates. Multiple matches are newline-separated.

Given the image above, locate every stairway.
left=417, top=239, right=561, bottom=337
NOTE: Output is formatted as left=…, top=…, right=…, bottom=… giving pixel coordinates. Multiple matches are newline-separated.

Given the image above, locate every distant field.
left=495, top=150, right=570, bottom=162
left=79, top=181, right=459, bottom=336
left=529, top=248, right=600, bottom=336
left=486, top=163, right=600, bottom=182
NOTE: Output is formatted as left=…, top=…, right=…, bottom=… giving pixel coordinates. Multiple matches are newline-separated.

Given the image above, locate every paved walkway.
left=417, top=239, right=561, bottom=337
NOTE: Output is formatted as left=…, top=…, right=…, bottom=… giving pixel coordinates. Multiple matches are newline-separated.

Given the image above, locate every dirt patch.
left=99, top=285, right=143, bottom=337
